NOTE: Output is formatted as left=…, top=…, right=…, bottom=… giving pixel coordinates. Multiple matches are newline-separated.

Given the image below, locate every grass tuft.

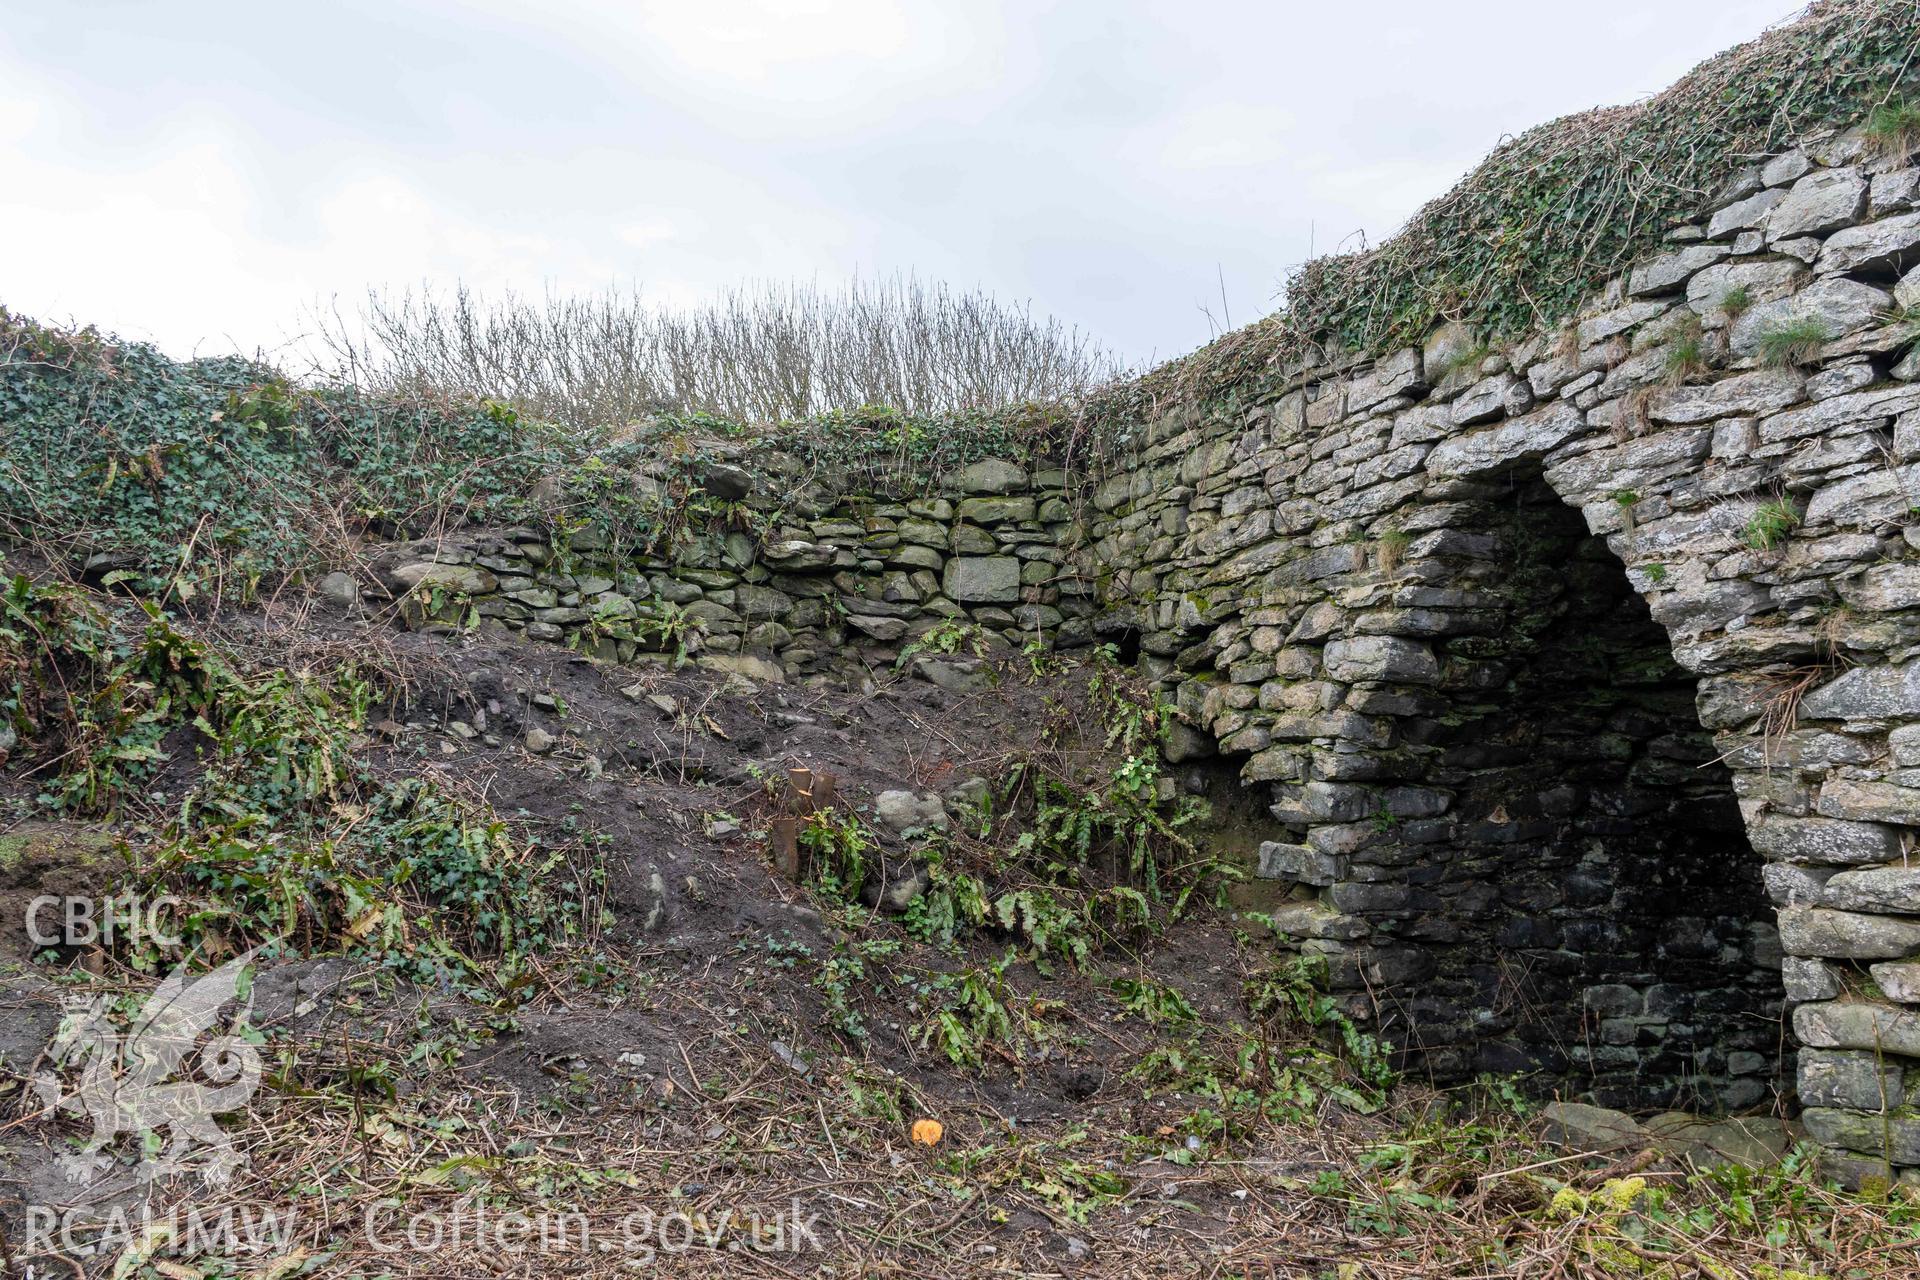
left=1864, top=96, right=1920, bottom=159
left=1663, top=318, right=1710, bottom=384
left=1756, top=315, right=1831, bottom=368
left=1744, top=498, right=1802, bottom=550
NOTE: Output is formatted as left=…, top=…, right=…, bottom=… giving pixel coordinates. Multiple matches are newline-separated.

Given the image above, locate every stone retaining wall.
left=357, top=456, right=1091, bottom=684
left=1077, top=119, right=1920, bottom=1183
left=356, top=119, right=1920, bottom=1181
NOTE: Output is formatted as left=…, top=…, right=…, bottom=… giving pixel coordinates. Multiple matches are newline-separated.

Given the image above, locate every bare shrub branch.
left=313, top=276, right=1128, bottom=427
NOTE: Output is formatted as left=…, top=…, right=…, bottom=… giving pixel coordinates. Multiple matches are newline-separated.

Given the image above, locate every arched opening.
left=1364, top=474, right=1783, bottom=1109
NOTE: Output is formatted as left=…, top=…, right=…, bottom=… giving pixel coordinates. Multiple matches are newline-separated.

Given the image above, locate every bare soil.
left=2, top=607, right=1411, bottom=1278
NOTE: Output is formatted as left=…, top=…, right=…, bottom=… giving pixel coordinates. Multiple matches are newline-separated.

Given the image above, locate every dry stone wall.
left=355, top=455, right=1093, bottom=687
left=356, top=121, right=1920, bottom=1181
left=1077, top=121, right=1920, bottom=1184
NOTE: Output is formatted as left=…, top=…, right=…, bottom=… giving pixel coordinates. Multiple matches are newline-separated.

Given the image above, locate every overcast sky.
left=1, top=0, right=1802, bottom=368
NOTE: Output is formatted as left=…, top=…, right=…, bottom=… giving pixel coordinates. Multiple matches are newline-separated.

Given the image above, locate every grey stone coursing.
left=349, top=120, right=1920, bottom=1175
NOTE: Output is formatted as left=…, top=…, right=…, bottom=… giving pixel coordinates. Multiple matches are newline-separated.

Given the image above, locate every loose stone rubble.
left=354, top=120, right=1920, bottom=1184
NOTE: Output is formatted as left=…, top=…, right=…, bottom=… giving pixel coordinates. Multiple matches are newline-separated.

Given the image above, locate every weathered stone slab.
left=1707, top=187, right=1787, bottom=238
left=1256, top=841, right=1344, bottom=885
left=942, top=556, right=1021, bottom=604
left=844, top=614, right=908, bottom=642
left=1763, top=862, right=1835, bottom=905
left=1817, top=777, right=1920, bottom=825
left=1796, top=1000, right=1920, bottom=1056
left=1825, top=867, right=1920, bottom=914
left=761, top=540, right=837, bottom=570
left=1838, top=565, right=1920, bottom=612
left=1323, top=636, right=1440, bottom=684
left=1817, top=210, right=1920, bottom=275
left=1349, top=347, right=1424, bottom=412
left=1628, top=244, right=1731, bottom=297
left=1766, top=167, right=1868, bottom=241
left=1778, top=906, right=1920, bottom=959
left=1687, top=258, right=1807, bottom=319
left=1449, top=373, right=1523, bottom=426
left=1802, top=1107, right=1920, bottom=1164
left=952, top=459, right=1028, bottom=494
left=1802, top=663, right=1920, bottom=721
left=1784, top=956, right=1844, bottom=1001
left=1806, top=462, right=1920, bottom=526
left=387, top=562, right=499, bottom=595
left=1760, top=381, right=1920, bottom=443
left=955, top=496, right=1037, bottom=525
left=1426, top=403, right=1587, bottom=478
left=1646, top=369, right=1804, bottom=423
left=1264, top=902, right=1369, bottom=941
left=1871, top=961, right=1920, bottom=1004
left=1539, top=1102, right=1644, bottom=1152
left=1762, top=148, right=1812, bottom=186
left=1730, top=278, right=1892, bottom=358
left=1799, top=1049, right=1905, bottom=1109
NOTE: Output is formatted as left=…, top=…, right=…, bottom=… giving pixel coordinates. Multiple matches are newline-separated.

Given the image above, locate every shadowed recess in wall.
left=1334, top=475, right=1777, bottom=1111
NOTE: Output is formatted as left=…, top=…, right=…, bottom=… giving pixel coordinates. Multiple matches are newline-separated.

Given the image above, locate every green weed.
left=1756, top=316, right=1830, bottom=368
left=1865, top=96, right=1920, bottom=160
left=1744, top=499, right=1801, bottom=550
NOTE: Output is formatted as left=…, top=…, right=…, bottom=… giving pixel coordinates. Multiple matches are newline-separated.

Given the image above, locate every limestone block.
left=1825, top=867, right=1920, bottom=913
left=1730, top=277, right=1891, bottom=357
left=1256, top=841, right=1344, bottom=885
left=1707, top=187, right=1787, bottom=238
left=1795, top=1000, right=1920, bottom=1055
left=1802, top=1107, right=1920, bottom=1164
left=1645, top=368, right=1804, bottom=423
left=942, top=556, right=1021, bottom=604
left=1628, top=244, right=1730, bottom=297
left=1323, top=636, right=1439, bottom=684
left=952, top=458, right=1028, bottom=494
left=1817, top=210, right=1920, bottom=275
left=1765, top=167, right=1868, bottom=241
left=1778, top=906, right=1920, bottom=959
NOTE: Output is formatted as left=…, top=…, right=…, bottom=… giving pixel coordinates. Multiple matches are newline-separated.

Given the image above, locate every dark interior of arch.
left=1360, top=475, right=1783, bottom=1110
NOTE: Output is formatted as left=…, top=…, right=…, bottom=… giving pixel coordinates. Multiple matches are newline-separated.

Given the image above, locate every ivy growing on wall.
left=0, top=310, right=1079, bottom=593
left=1080, top=0, right=1920, bottom=435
